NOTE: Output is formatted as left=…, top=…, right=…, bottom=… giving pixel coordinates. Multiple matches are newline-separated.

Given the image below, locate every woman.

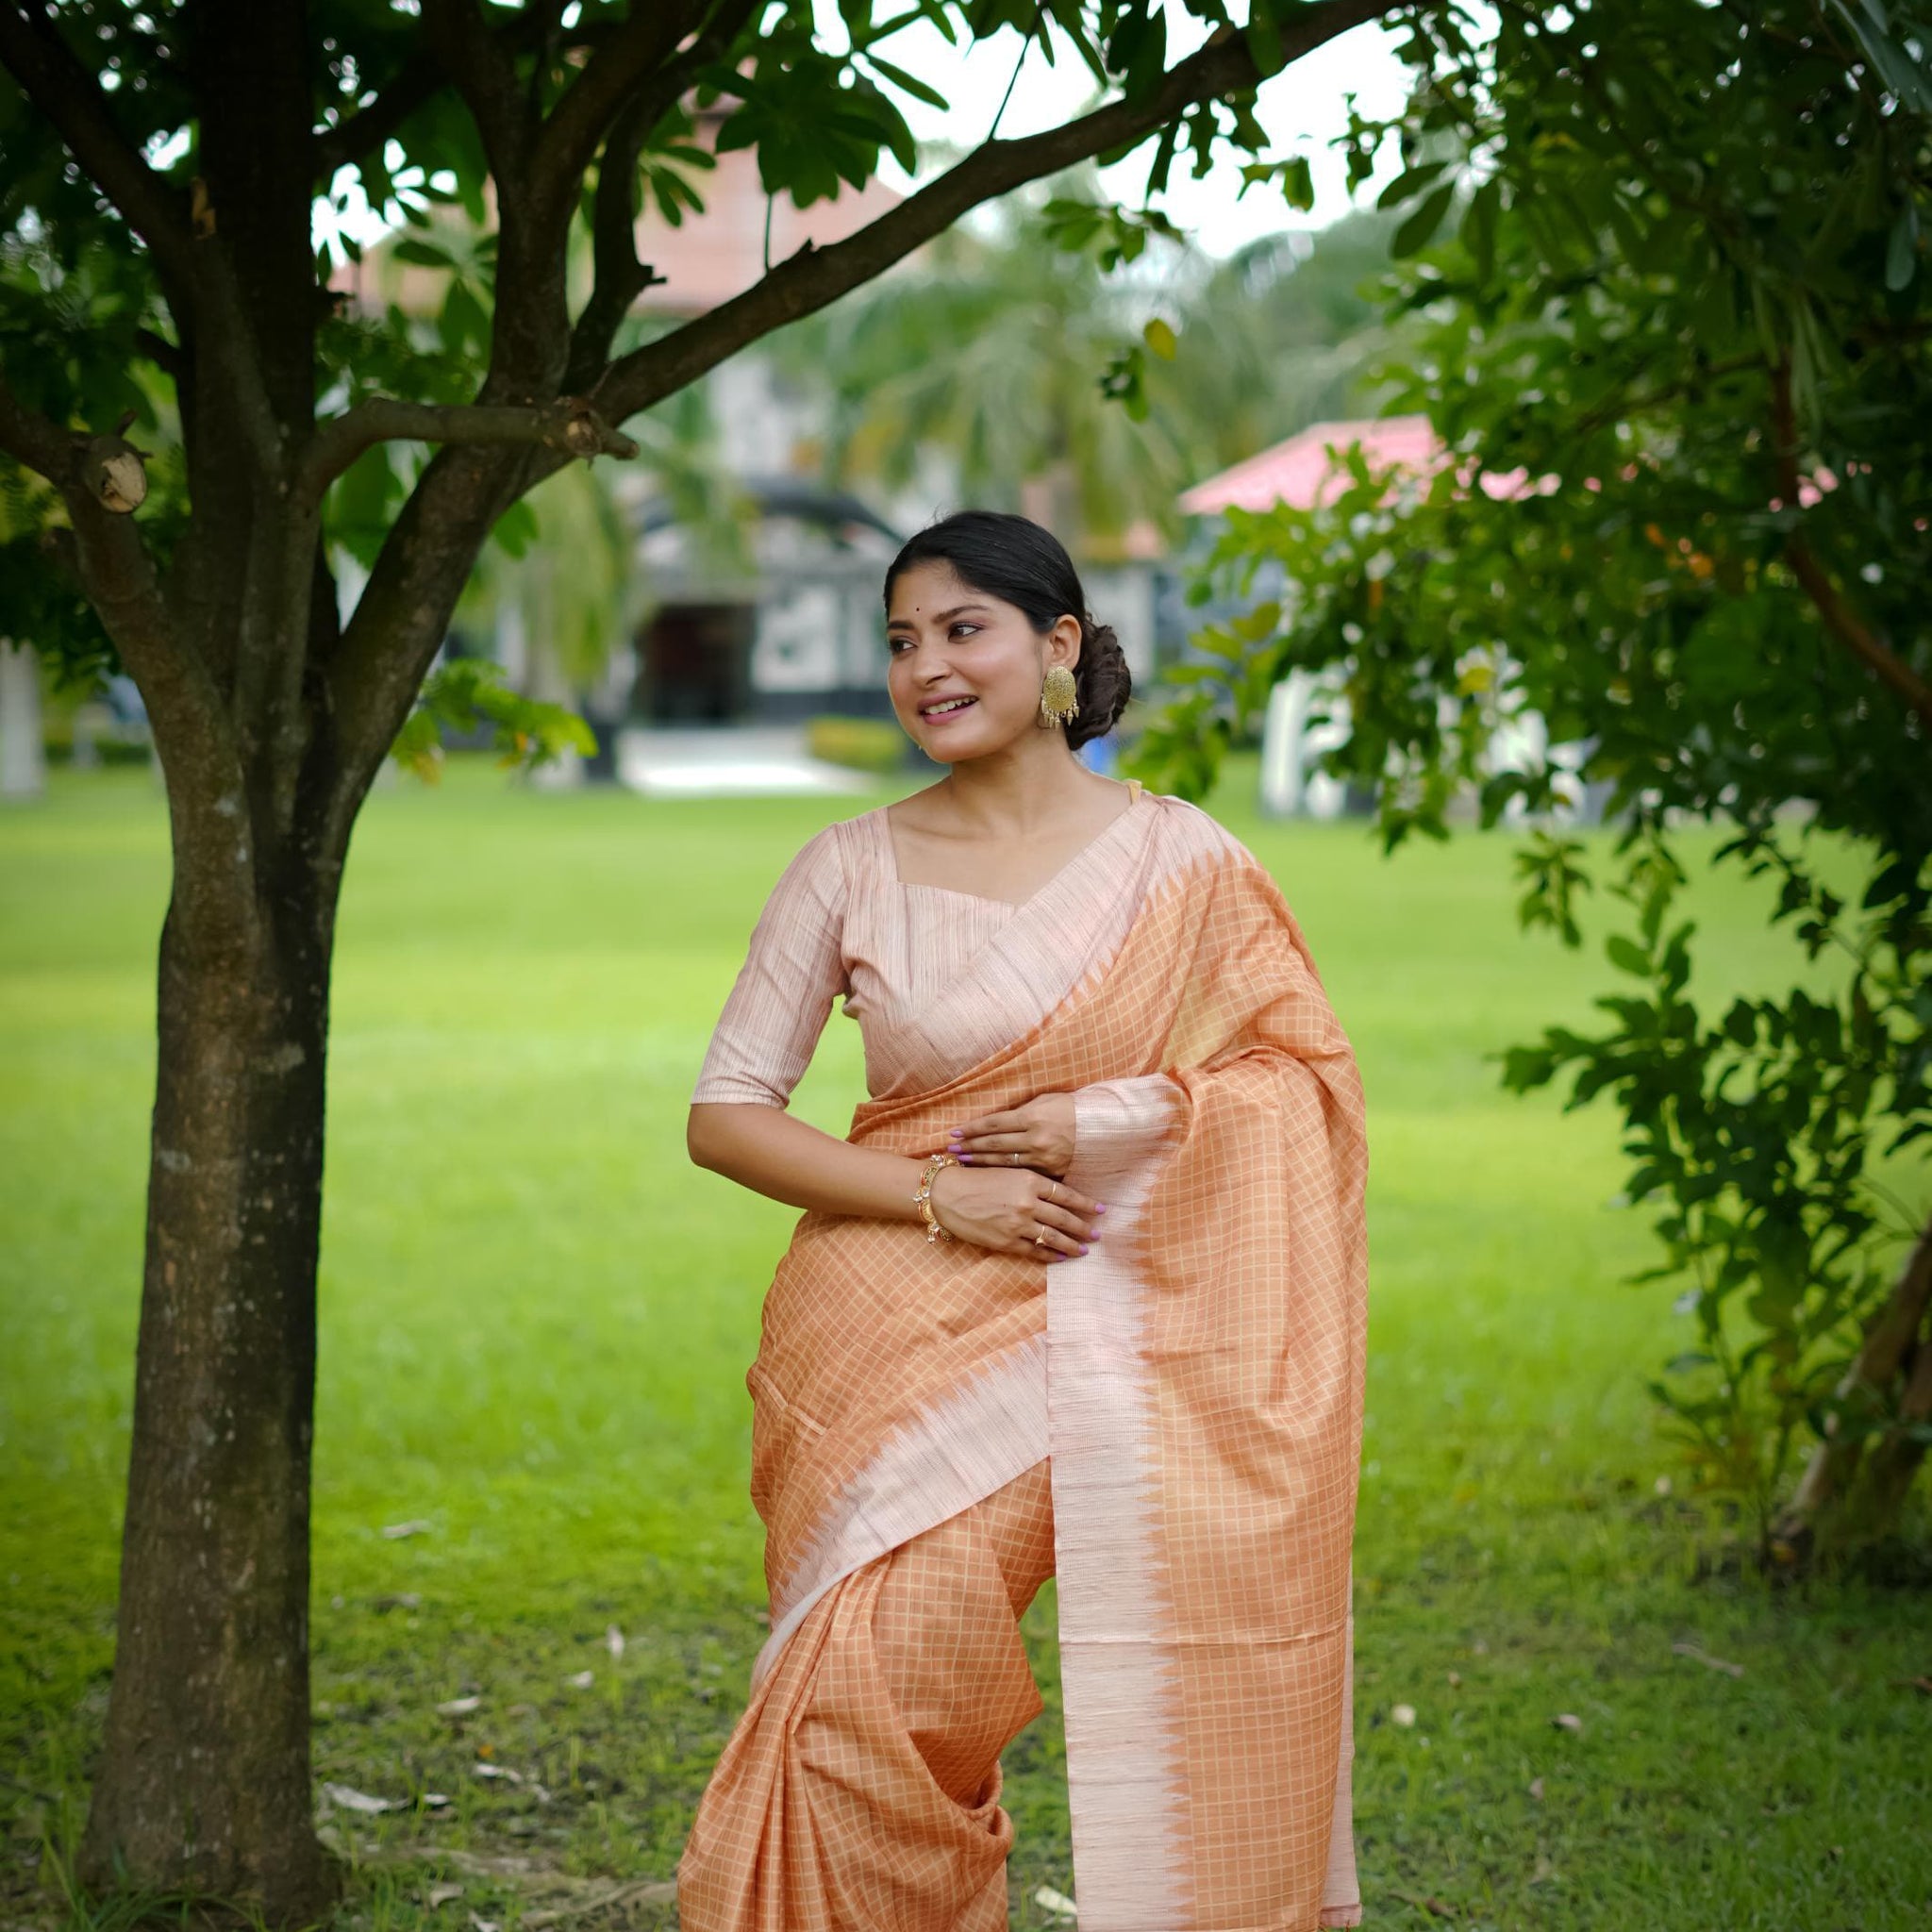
left=681, top=510, right=1368, bottom=1932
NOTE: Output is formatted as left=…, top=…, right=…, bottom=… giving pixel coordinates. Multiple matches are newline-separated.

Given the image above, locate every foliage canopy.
left=1131, top=0, right=1932, bottom=1552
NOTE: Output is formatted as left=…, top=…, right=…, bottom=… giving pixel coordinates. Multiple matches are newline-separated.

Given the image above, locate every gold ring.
left=1048, top=1182, right=1059, bottom=1201
left=1034, top=1229, right=1047, bottom=1244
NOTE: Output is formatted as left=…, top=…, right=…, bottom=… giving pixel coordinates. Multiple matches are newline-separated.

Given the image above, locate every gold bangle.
left=913, top=1151, right=959, bottom=1244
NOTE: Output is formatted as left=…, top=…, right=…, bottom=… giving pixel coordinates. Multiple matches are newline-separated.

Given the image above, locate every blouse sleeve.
left=1070, top=1073, right=1189, bottom=1187
left=690, top=826, right=849, bottom=1109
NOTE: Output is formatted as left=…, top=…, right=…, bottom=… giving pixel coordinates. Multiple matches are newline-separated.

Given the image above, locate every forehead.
left=886, top=559, right=999, bottom=624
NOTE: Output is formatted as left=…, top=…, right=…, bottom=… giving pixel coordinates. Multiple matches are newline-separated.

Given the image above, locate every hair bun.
left=1071, top=617, right=1131, bottom=750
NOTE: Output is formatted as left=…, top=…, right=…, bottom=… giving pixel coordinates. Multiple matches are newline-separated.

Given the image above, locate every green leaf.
left=390, top=236, right=458, bottom=270
left=491, top=498, right=539, bottom=561
left=1244, top=6, right=1286, bottom=79
left=1391, top=182, right=1457, bottom=259
left=1606, top=934, right=1652, bottom=977
left=1377, top=159, right=1452, bottom=212
left=1276, top=155, right=1314, bottom=214
left=1885, top=201, right=1919, bottom=291
left=861, top=53, right=949, bottom=110
left=1142, top=316, right=1177, bottom=360
left=1460, top=175, right=1501, bottom=281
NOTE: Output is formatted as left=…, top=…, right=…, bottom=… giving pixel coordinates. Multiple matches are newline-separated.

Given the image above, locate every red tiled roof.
left=1178, top=416, right=1441, bottom=515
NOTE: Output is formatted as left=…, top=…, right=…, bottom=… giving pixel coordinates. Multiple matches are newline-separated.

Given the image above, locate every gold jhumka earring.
left=1037, top=664, right=1078, bottom=729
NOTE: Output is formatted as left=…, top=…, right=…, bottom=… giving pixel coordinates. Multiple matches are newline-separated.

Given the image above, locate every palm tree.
left=768, top=181, right=1405, bottom=551
left=768, top=170, right=1191, bottom=553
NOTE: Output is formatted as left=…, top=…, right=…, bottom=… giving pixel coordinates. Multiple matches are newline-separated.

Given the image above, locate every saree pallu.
left=681, top=833, right=1369, bottom=1932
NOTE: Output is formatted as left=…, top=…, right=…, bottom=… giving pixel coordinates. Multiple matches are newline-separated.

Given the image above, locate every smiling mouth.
left=920, top=696, right=978, bottom=719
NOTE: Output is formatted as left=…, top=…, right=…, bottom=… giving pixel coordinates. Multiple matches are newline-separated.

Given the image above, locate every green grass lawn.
left=1, top=755, right=1926, bottom=1932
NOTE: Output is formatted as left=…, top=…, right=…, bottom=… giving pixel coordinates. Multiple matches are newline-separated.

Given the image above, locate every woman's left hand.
left=935, top=1092, right=1076, bottom=1177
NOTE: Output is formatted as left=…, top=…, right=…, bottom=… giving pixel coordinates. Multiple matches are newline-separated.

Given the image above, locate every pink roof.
left=1178, top=416, right=1443, bottom=515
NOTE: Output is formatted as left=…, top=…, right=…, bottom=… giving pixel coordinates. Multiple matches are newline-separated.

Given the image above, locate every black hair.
left=881, top=509, right=1132, bottom=752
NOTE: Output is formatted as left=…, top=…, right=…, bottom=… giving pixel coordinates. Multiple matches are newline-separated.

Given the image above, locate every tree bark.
left=1773, top=1220, right=1932, bottom=1558
left=77, top=816, right=344, bottom=1922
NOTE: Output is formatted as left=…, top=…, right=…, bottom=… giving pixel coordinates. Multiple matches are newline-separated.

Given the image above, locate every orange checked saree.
left=680, top=793, right=1369, bottom=1932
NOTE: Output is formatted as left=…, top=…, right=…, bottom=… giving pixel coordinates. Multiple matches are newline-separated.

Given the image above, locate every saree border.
left=1049, top=1119, right=1194, bottom=1927
left=749, top=1330, right=1051, bottom=1690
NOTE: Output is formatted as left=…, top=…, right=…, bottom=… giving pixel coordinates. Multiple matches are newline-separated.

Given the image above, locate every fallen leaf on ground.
left=566, top=1670, right=594, bottom=1690
left=383, top=1520, right=433, bottom=1540
left=323, top=1784, right=397, bottom=1814
left=606, top=1624, right=625, bottom=1659
left=389, top=1849, right=535, bottom=1878
left=1033, top=1886, right=1078, bottom=1919
left=1551, top=1712, right=1584, bottom=1733
left=1390, top=1889, right=1456, bottom=1917
left=475, top=1763, right=524, bottom=1783
left=1445, top=1671, right=1461, bottom=1688
left=470, top=1915, right=500, bottom=1932
left=372, top=1592, right=421, bottom=1612
left=1528, top=1777, right=1544, bottom=1801
left=425, top=1885, right=463, bottom=1907
left=520, top=1878, right=678, bottom=1925
left=437, top=1695, right=482, bottom=1716
left=1671, top=1641, right=1744, bottom=1677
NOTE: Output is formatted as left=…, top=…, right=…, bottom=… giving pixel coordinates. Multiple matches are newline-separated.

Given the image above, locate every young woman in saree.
left=681, top=511, right=1369, bottom=1932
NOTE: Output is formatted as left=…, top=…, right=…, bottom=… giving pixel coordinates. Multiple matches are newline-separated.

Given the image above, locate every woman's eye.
left=887, top=625, right=975, bottom=651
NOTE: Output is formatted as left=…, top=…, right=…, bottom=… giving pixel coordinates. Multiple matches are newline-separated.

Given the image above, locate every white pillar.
left=0, top=640, right=45, bottom=802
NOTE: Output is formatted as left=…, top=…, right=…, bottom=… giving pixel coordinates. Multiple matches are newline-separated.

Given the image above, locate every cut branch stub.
left=558, top=399, right=629, bottom=459
left=81, top=435, right=150, bottom=514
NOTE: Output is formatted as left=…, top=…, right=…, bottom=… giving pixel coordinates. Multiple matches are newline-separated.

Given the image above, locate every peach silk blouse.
left=689, top=781, right=1233, bottom=1146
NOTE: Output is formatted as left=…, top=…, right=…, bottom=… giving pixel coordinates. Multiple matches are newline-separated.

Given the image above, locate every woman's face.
left=884, top=560, right=1078, bottom=762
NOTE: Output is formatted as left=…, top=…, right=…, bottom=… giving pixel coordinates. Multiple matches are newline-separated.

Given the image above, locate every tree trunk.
left=0, top=637, right=45, bottom=800
left=78, top=831, right=344, bottom=1922
left=1773, top=1220, right=1932, bottom=1559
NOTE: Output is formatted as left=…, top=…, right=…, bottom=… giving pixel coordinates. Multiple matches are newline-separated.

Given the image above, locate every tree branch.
left=0, top=8, right=285, bottom=476
left=421, top=0, right=535, bottom=185
left=2, top=377, right=239, bottom=801
left=532, top=0, right=708, bottom=209
left=1771, top=358, right=1932, bottom=732
left=0, top=2, right=199, bottom=294
left=563, top=89, right=670, bottom=392
left=314, top=8, right=617, bottom=179
left=591, top=0, right=1391, bottom=425
left=562, top=0, right=763, bottom=390
left=298, top=396, right=638, bottom=505
left=0, top=372, right=73, bottom=483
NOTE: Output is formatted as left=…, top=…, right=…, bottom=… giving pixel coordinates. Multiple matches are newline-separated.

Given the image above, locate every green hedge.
left=806, top=714, right=910, bottom=775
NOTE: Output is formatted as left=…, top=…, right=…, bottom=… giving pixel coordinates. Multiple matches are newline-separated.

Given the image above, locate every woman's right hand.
left=926, top=1161, right=1106, bottom=1260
